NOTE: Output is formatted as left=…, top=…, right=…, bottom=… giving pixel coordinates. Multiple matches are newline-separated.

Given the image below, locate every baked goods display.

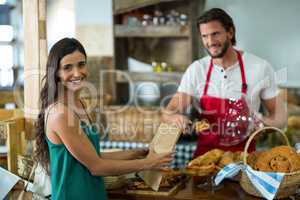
left=239, top=127, right=300, bottom=199
left=185, top=145, right=300, bottom=175
left=186, top=149, right=244, bottom=176
left=248, top=146, right=300, bottom=173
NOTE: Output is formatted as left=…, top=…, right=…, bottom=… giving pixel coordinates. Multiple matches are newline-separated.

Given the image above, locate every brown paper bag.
left=138, top=123, right=181, bottom=191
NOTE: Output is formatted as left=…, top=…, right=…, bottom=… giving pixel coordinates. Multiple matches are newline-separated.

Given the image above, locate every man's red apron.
left=194, top=50, right=256, bottom=158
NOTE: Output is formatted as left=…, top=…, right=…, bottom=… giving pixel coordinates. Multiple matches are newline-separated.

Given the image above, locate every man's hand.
left=162, top=92, right=193, bottom=133
left=163, top=113, right=192, bottom=134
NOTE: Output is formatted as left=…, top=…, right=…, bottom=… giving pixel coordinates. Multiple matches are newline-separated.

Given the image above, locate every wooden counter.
left=108, top=179, right=270, bottom=200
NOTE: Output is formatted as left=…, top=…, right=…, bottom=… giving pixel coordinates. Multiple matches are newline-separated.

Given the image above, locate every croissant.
left=188, top=149, right=224, bottom=167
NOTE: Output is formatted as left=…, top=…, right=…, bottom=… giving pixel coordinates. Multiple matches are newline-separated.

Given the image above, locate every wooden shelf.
left=113, top=0, right=182, bottom=15
left=115, top=25, right=190, bottom=38
left=116, top=71, right=183, bottom=83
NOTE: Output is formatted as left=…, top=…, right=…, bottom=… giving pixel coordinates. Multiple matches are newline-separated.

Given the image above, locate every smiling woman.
left=34, top=38, right=174, bottom=200
left=58, top=50, right=88, bottom=92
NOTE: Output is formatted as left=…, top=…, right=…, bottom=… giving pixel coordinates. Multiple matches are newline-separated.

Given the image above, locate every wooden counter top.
left=108, top=179, right=269, bottom=200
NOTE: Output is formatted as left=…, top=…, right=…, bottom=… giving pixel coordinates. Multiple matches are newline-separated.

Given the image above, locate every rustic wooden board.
left=126, top=177, right=188, bottom=196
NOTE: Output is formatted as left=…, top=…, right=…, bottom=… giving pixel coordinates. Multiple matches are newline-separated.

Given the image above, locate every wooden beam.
left=23, top=0, right=47, bottom=137
left=113, top=0, right=181, bottom=15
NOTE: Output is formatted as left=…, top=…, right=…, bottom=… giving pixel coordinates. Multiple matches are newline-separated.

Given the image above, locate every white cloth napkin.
left=214, top=163, right=284, bottom=200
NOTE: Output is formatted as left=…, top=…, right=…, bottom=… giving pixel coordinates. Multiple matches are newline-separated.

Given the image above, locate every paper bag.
left=0, top=167, right=21, bottom=199
left=138, top=123, right=181, bottom=191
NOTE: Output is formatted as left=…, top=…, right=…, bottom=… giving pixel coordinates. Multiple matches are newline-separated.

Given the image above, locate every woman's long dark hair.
left=35, top=38, right=86, bottom=174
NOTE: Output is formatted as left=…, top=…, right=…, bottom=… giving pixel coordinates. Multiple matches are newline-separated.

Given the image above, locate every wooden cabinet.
left=112, top=0, right=204, bottom=104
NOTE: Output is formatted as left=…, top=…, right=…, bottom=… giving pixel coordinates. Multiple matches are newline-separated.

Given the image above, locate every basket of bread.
left=240, top=127, right=300, bottom=199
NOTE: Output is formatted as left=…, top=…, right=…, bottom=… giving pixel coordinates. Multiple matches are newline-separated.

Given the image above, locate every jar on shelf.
left=179, top=14, right=188, bottom=26
left=161, top=62, right=167, bottom=71
left=152, top=61, right=162, bottom=73
left=153, top=10, right=165, bottom=25
left=167, top=64, right=173, bottom=72
left=142, top=14, right=152, bottom=26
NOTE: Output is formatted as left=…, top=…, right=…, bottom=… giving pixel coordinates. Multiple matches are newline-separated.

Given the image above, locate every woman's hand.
left=144, top=147, right=174, bottom=170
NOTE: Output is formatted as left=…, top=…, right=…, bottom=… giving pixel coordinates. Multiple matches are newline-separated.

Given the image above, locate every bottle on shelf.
left=166, top=64, right=173, bottom=72
left=152, top=61, right=162, bottom=73
left=161, top=62, right=173, bottom=72
left=161, top=62, right=167, bottom=72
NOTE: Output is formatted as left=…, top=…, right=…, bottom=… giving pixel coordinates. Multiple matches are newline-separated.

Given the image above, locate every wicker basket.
left=240, top=127, right=300, bottom=199
left=17, top=155, right=34, bottom=181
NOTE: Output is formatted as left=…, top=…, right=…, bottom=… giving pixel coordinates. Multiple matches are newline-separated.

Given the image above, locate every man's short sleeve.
left=177, top=62, right=198, bottom=97
left=260, top=61, right=279, bottom=100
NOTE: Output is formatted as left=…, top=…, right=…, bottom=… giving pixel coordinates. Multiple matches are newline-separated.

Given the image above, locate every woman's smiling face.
left=58, top=50, right=88, bottom=92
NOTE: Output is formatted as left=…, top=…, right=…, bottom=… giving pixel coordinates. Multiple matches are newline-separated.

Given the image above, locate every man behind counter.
left=162, top=8, right=286, bottom=157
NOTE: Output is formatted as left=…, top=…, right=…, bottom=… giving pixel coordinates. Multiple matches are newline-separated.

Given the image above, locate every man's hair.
left=196, top=8, right=236, bottom=46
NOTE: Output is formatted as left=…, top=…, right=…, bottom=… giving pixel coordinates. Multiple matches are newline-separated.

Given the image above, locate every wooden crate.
left=0, top=115, right=27, bottom=175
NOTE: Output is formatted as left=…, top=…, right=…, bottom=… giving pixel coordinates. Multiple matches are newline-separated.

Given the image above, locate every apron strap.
left=236, top=50, right=247, bottom=94
left=203, top=59, right=213, bottom=95
left=203, top=50, right=248, bottom=96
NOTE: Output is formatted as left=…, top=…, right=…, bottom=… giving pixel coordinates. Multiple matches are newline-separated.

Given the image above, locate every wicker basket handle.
left=243, top=126, right=290, bottom=165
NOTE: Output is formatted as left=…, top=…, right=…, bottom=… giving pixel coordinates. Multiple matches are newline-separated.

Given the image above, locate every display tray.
left=126, top=174, right=188, bottom=196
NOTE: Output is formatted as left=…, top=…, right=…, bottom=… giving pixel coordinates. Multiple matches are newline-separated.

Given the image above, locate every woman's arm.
left=101, top=149, right=148, bottom=160
left=47, top=105, right=173, bottom=176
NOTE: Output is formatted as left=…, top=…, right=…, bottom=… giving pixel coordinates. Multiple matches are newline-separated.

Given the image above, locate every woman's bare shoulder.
left=46, top=103, right=76, bottom=126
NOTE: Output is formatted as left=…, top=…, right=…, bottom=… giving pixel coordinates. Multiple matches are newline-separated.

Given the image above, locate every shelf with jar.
left=115, top=24, right=190, bottom=38
left=112, top=0, right=205, bottom=104
left=116, top=71, right=183, bottom=83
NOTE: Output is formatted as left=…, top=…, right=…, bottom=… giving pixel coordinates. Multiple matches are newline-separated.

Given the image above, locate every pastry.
left=254, top=146, right=300, bottom=173
left=233, top=151, right=245, bottom=163
left=186, top=149, right=223, bottom=176
left=195, top=119, right=210, bottom=132
left=218, top=151, right=235, bottom=168
left=247, top=151, right=263, bottom=170
left=188, top=149, right=224, bottom=167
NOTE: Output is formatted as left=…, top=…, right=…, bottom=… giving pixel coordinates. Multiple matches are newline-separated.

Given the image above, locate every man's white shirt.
left=177, top=52, right=279, bottom=112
